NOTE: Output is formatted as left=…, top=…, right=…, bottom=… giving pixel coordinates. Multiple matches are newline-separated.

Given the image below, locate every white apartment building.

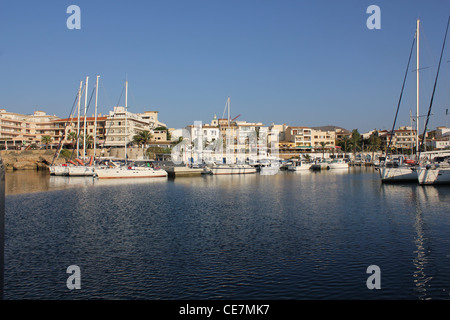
left=104, top=106, right=151, bottom=147
left=0, top=109, right=60, bottom=149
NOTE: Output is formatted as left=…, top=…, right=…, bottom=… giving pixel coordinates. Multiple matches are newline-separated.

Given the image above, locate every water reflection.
left=93, top=176, right=168, bottom=188
left=380, top=182, right=450, bottom=300
left=412, top=187, right=432, bottom=300
left=6, top=171, right=55, bottom=195
left=5, top=171, right=169, bottom=195
left=5, top=167, right=450, bottom=299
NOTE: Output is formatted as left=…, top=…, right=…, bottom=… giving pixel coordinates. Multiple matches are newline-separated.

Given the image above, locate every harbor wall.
left=0, top=150, right=65, bottom=171
left=0, top=147, right=149, bottom=170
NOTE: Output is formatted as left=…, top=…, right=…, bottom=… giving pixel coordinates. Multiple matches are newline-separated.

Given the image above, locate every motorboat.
left=287, top=159, right=311, bottom=171
left=327, top=159, right=349, bottom=169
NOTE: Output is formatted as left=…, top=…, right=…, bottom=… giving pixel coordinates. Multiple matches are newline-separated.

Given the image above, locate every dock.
left=310, top=163, right=329, bottom=171
left=166, top=166, right=205, bottom=178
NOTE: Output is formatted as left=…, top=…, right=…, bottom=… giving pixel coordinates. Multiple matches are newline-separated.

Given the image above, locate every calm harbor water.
left=3, top=168, right=450, bottom=300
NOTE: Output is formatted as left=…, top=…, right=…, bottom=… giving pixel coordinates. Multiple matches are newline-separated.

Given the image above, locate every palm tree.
left=132, top=130, right=153, bottom=148
left=348, top=129, right=361, bottom=157
left=319, top=141, right=327, bottom=159
left=367, top=131, right=381, bottom=161
left=85, top=134, right=94, bottom=149
left=67, top=131, right=78, bottom=146
left=139, top=130, right=153, bottom=148
left=133, top=134, right=143, bottom=147
left=41, top=135, right=52, bottom=149
left=78, top=134, right=94, bottom=149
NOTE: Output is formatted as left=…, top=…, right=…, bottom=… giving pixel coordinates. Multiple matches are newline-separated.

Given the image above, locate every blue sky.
left=0, top=0, right=449, bottom=133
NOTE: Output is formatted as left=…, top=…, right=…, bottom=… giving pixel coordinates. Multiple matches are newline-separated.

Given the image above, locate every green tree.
left=133, top=130, right=153, bottom=148
left=41, top=135, right=52, bottom=149
left=319, top=141, right=327, bottom=159
left=348, top=129, right=361, bottom=157
left=133, top=134, right=143, bottom=147
left=337, top=136, right=351, bottom=154
left=79, top=134, right=93, bottom=149
left=67, top=131, right=78, bottom=146
left=367, top=131, right=381, bottom=161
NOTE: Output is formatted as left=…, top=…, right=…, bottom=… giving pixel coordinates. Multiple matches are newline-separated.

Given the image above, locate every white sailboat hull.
left=328, top=163, right=349, bottom=169
left=379, top=166, right=417, bottom=182
left=94, top=166, right=168, bottom=179
left=260, top=165, right=280, bottom=175
left=417, top=167, right=450, bottom=185
left=210, top=164, right=256, bottom=175
left=68, top=166, right=95, bottom=176
left=287, top=165, right=310, bottom=171
left=287, top=162, right=311, bottom=171
left=50, top=165, right=69, bottom=176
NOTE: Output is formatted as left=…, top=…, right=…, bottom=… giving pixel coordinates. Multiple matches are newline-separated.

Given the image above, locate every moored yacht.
left=287, top=159, right=311, bottom=171
left=416, top=163, right=450, bottom=185
left=68, top=165, right=96, bottom=176
left=259, top=161, right=280, bottom=175
left=49, top=164, right=69, bottom=176
left=378, top=157, right=418, bottom=183
left=209, top=163, right=257, bottom=175
left=94, top=161, right=168, bottom=179
left=327, top=159, right=349, bottom=169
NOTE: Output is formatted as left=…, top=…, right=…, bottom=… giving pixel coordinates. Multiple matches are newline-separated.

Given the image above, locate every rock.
left=13, top=160, right=37, bottom=170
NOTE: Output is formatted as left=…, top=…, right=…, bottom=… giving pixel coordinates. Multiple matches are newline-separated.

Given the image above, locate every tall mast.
left=227, top=96, right=230, bottom=128
left=416, top=19, right=420, bottom=158
left=125, top=80, right=128, bottom=163
left=76, top=80, right=83, bottom=158
left=94, top=75, right=100, bottom=160
left=83, top=76, right=89, bottom=159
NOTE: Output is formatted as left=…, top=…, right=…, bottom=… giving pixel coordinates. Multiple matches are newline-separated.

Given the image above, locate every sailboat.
left=416, top=17, right=450, bottom=185
left=49, top=80, right=84, bottom=176
left=68, top=76, right=97, bottom=176
left=209, top=97, right=256, bottom=175
left=94, top=80, right=168, bottom=179
left=379, top=20, right=421, bottom=183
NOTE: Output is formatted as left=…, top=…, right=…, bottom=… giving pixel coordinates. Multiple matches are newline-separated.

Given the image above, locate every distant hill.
left=310, top=125, right=351, bottom=133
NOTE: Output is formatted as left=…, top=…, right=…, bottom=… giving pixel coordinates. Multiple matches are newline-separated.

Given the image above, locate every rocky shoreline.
left=0, top=150, right=66, bottom=171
